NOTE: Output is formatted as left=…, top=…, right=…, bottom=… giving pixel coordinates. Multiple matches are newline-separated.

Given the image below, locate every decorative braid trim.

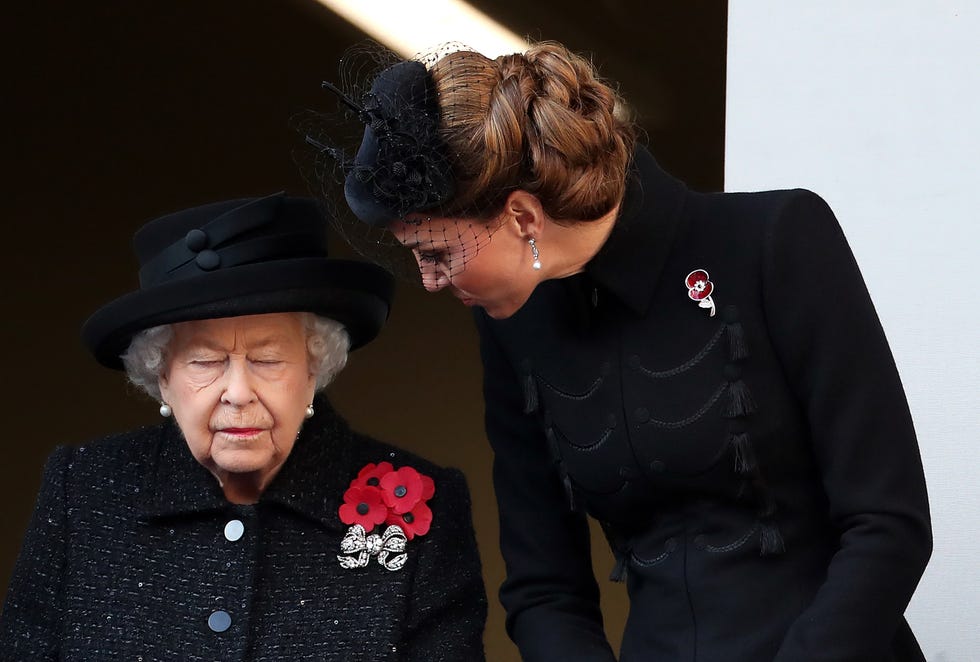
left=633, top=325, right=725, bottom=379
left=535, top=372, right=605, bottom=400
left=640, top=383, right=728, bottom=429
left=550, top=423, right=615, bottom=452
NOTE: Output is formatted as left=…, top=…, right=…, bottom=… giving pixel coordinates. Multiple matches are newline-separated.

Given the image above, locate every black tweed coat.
left=476, top=146, right=931, bottom=661
left=0, top=398, right=487, bottom=661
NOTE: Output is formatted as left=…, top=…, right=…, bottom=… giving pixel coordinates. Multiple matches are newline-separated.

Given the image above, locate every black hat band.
left=139, top=193, right=304, bottom=287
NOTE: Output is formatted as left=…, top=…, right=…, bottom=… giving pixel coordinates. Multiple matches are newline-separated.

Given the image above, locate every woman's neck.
left=543, top=203, right=621, bottom=279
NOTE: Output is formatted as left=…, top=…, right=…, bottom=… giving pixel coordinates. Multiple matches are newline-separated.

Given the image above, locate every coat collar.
left=137, top=395, right=352, bottom=533
left=585, top=144, right=688, bottom=316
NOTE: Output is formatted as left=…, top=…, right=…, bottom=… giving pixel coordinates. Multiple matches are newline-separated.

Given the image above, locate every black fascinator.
left=295, top=42, right=500, bottom=287
left=335, top=59, right=455, bottom=226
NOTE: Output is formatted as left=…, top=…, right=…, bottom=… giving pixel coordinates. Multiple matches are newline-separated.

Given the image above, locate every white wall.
left=726, top=3, right=979, bottom=660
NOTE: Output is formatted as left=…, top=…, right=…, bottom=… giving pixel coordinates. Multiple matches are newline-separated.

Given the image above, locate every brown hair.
left=428, top=41, right=636, bottom=223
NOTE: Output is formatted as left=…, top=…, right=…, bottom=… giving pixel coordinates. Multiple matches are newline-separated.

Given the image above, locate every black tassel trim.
left=726, top=321, right=750, bottom=360
left=523, top=373, right=539, bottom=414
left=726, top=379, right=757, bottom=417
left=545, top=427, right=561, bottom=461
left=609, top=553, right=629, bottom=582
left=561, top=471, right=577, bottom=511
left=759, top=519, right=786, bottom=556
left=731, top=432, right=757, bottom=474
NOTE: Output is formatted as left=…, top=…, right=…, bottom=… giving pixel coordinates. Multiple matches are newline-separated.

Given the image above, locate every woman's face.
left=391, top=214, right=537, bottom=319
left=158, top=312, right=316, bottom=499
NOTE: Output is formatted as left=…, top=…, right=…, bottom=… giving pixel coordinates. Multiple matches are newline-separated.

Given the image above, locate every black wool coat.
left=0, top=398, right=487, bottom=661
left=475, top=146, right=931, bottom=661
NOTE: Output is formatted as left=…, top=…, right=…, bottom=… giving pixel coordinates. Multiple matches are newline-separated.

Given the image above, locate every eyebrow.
left=185, top=335, right=290, bottom=352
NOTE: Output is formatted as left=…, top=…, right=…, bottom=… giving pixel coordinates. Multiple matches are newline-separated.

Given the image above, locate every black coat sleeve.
left=763, top=191, right=932, bottom=660
left=400, top=467, right=488, bottom=661
left=475, top=311, right=617, bottom=661
left=0, top=446, right=73, bottom=661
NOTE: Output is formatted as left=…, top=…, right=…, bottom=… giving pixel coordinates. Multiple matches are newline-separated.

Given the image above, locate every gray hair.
left=121, top=313, right=350, bottom=402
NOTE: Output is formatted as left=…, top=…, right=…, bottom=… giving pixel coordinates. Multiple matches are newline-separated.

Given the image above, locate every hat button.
left=185, top=228, right=209, bottom=252
left=196, top=249, right=221, bottom=271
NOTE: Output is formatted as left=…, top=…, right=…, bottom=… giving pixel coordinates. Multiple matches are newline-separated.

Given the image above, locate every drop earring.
left=159, top=403, right=172, bottom=418
left=305, top=404, right=315, bottom=419
left=528, top=238, right=541, bottom=270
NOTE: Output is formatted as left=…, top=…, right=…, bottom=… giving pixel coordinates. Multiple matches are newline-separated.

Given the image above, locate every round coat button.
left=185, top=229, right=208, bottom=251
left=208, top=610, right=231, bottom=632
left=224, top=519, right=244, bottom=542
left=634, top=407, right=650, bottom=424
left=650, top=460, right=666, bottom=473
left=195, top=249, right=220, bottom=271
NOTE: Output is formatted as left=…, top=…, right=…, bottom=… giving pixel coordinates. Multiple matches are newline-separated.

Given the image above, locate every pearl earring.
left=305, top=404, right=315, bottom=419
left=528, top=238, right=542, bottom=270
left=159, top=403, right=172, bottom=417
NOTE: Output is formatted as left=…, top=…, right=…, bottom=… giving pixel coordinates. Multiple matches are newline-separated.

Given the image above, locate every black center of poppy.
left=394, top=485, right=407, bottom=498
left=356, top=503, right=370, bottom=515
left=366, top=477, right=380, bottom=486
left=402, top=512, right=415, bottom=523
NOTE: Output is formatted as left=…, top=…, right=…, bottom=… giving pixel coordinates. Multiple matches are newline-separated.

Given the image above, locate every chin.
left=482, top=298, right=524, bottom=320
left=214, top=452, right=273, bottom=475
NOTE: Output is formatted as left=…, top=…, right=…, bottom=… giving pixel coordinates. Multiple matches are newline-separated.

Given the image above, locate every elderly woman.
left=0, top=193, right=487, bottom=661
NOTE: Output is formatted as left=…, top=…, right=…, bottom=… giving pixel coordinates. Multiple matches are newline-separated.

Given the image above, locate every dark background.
left=2, top=1, right=726, bottom=658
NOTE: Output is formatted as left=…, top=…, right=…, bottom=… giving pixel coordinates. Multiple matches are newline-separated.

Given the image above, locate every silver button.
left=224, top=519, right=244, bottom=542
left=208, top=610, right=231, bottom=632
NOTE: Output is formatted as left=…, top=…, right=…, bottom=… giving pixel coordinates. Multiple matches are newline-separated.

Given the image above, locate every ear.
left=158, top=373, right=171, bottom=403
left=503, top=190, right=546, bottom=238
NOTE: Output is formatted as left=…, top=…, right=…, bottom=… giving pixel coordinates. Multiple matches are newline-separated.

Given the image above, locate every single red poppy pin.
left=685, top=269, right=716, bottom=317
left=338, top=462, right=435, bottom=571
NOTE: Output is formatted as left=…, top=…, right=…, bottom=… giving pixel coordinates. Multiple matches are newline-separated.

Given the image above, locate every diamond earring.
left=528, top=238, right=541, bottom=270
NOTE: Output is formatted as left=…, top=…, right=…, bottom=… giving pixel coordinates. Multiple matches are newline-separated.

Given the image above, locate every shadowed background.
left=1, top=1, right=726, bottom=658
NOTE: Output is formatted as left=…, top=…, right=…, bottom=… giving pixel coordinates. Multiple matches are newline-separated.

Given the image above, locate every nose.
left=221, top=359, right=257, bottom=407
left=417, top=260, right=450, bottom=293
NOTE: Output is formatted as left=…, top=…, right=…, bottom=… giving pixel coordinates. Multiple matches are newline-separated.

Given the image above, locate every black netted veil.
left=294, top=42, right=507, bottom=288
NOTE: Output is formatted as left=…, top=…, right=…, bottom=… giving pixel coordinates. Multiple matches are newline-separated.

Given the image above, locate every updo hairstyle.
left=429, top=41, right=636, bottom=224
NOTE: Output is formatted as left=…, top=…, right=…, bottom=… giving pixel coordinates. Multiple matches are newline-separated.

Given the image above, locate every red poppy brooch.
left=686, top=269, right=716, bottom=317
left=337, top=462, right=435, bottom=571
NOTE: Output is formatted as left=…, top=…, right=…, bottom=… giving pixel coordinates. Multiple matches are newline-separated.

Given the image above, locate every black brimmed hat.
left=82, top=192, right=395, bottom=370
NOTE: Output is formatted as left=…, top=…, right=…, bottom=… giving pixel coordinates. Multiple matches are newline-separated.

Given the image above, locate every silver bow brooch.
left=338, top=524, right=408, bottom=571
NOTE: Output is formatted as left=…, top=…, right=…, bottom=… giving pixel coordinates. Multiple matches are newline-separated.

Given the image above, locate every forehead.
left=170, top=313, right=306, bottom=348
left=389, top=215, right=490, bottom=247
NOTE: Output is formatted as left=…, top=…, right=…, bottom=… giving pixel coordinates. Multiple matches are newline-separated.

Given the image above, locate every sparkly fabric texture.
left=0, top=397, right=487, bottom=661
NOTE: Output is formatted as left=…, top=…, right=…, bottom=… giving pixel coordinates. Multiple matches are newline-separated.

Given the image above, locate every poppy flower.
left=380, top=466, right=425, bottom=514
left=386, top=499, right=433, bottom=540
left=685, top=268, right=717, bottom=317
left=420, top=474, right=435, bottom=500
left=686, top=269, right=713, bottom=300
left=339, top=485, right=387, bottom=529
left=350, top=461, right=394, bottom=490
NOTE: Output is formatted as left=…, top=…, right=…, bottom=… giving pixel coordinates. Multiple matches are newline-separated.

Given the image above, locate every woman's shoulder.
left=694, top=187, right=834, bottom=230
left=64, top=423, right=165, bottom=462
left=345, top=430, right=466, bottom=486
left=42, top=423, right=167, bottom=491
